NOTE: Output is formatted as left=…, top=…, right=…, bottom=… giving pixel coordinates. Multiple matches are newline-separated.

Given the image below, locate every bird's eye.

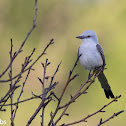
left=87, top=35, right=90, bottom=38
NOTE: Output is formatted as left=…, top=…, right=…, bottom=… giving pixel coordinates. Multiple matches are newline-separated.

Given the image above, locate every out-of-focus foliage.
left=0, top=0, right=125, bottom=125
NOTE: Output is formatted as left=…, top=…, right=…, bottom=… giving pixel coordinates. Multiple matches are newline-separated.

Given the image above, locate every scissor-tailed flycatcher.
left=76, top=30, right=114, bottom=99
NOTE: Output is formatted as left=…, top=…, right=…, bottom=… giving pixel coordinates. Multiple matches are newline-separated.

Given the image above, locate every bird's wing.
left=96, top=44, right=106, bottom=66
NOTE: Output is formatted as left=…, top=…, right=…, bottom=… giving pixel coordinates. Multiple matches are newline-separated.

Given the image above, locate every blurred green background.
left=0, top=0, right=126, bottom=125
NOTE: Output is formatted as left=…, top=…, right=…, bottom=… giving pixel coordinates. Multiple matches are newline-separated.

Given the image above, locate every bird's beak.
left=76, top=35, right=84, bottom=39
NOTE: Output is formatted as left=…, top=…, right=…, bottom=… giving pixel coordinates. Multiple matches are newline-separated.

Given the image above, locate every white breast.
left=79, top=40, right=103, bottom=70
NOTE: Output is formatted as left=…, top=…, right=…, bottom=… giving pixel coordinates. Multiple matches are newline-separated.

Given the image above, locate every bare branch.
left=0, top=85, right=21, bottom=104
left=48, top=56, right=80, bottom=126
left=0, top=0, right=38, bottom=78
left=97, top=110, right=124, bottom=126
left=0, top=38, right=54, bottom=83
left=26, top=100, right=45, bottom=126
left=13, top=68, right=31, bottom=119
left=50, top=61, right=62, bottom=86
left=59, top=95, right=122, bottom=126
left=41, top=59, right=48, bottom=126
left=50, top=67, right=103, bottom=125
left=0, top=0, right=124, bottom=126
left=0, top=96, right=40, bottom=107
left=9, top=38, right=14, bottom=126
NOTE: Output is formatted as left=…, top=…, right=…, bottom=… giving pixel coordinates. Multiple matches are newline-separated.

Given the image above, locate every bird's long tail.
left=97, top=72, right=115, bottom=99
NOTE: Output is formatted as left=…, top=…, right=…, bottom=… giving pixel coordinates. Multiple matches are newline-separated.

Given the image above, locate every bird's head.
left=76, top=30, right=98, bottom=43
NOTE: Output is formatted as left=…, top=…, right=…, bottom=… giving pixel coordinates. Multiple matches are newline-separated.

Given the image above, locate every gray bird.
left=76, top=30, right=114, bottom=99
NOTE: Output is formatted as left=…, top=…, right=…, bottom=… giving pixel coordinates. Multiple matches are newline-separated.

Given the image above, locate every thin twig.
left=0, top=95, right=10, bottom=111
left=54, top=69, right=101, bottom=125
left=0, top=59, right=26, bottom=104
left=59, top=95, right=122, bottom=126
left=13, top=68, right=31, bottom=119
left=50, top=61, right=62, bottom=86
left=97, top=110, right=124, bottom=126
left=0, top=39, right=54, bottom=105
left=0, top=0, right=38, bottom=79
left=50, top=112, right=56, bottom=126
left=0, top=96, right=40, bottom=107
left=48, top=56, right=79, bottom=126
left=0, top=85, right=21, bottom=104
left=26, top=100, right=46, bottom=126
left=0, top=0, right=39, bottom=107
left=9, top=38, right=14, bottom=126
left=27, top=58, right=61, bottom=126
left=27, top=59, right=49, bottom=126
left=41, top=59, right=48, bottom=126
left=0, top=39, right=54, bottom=83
